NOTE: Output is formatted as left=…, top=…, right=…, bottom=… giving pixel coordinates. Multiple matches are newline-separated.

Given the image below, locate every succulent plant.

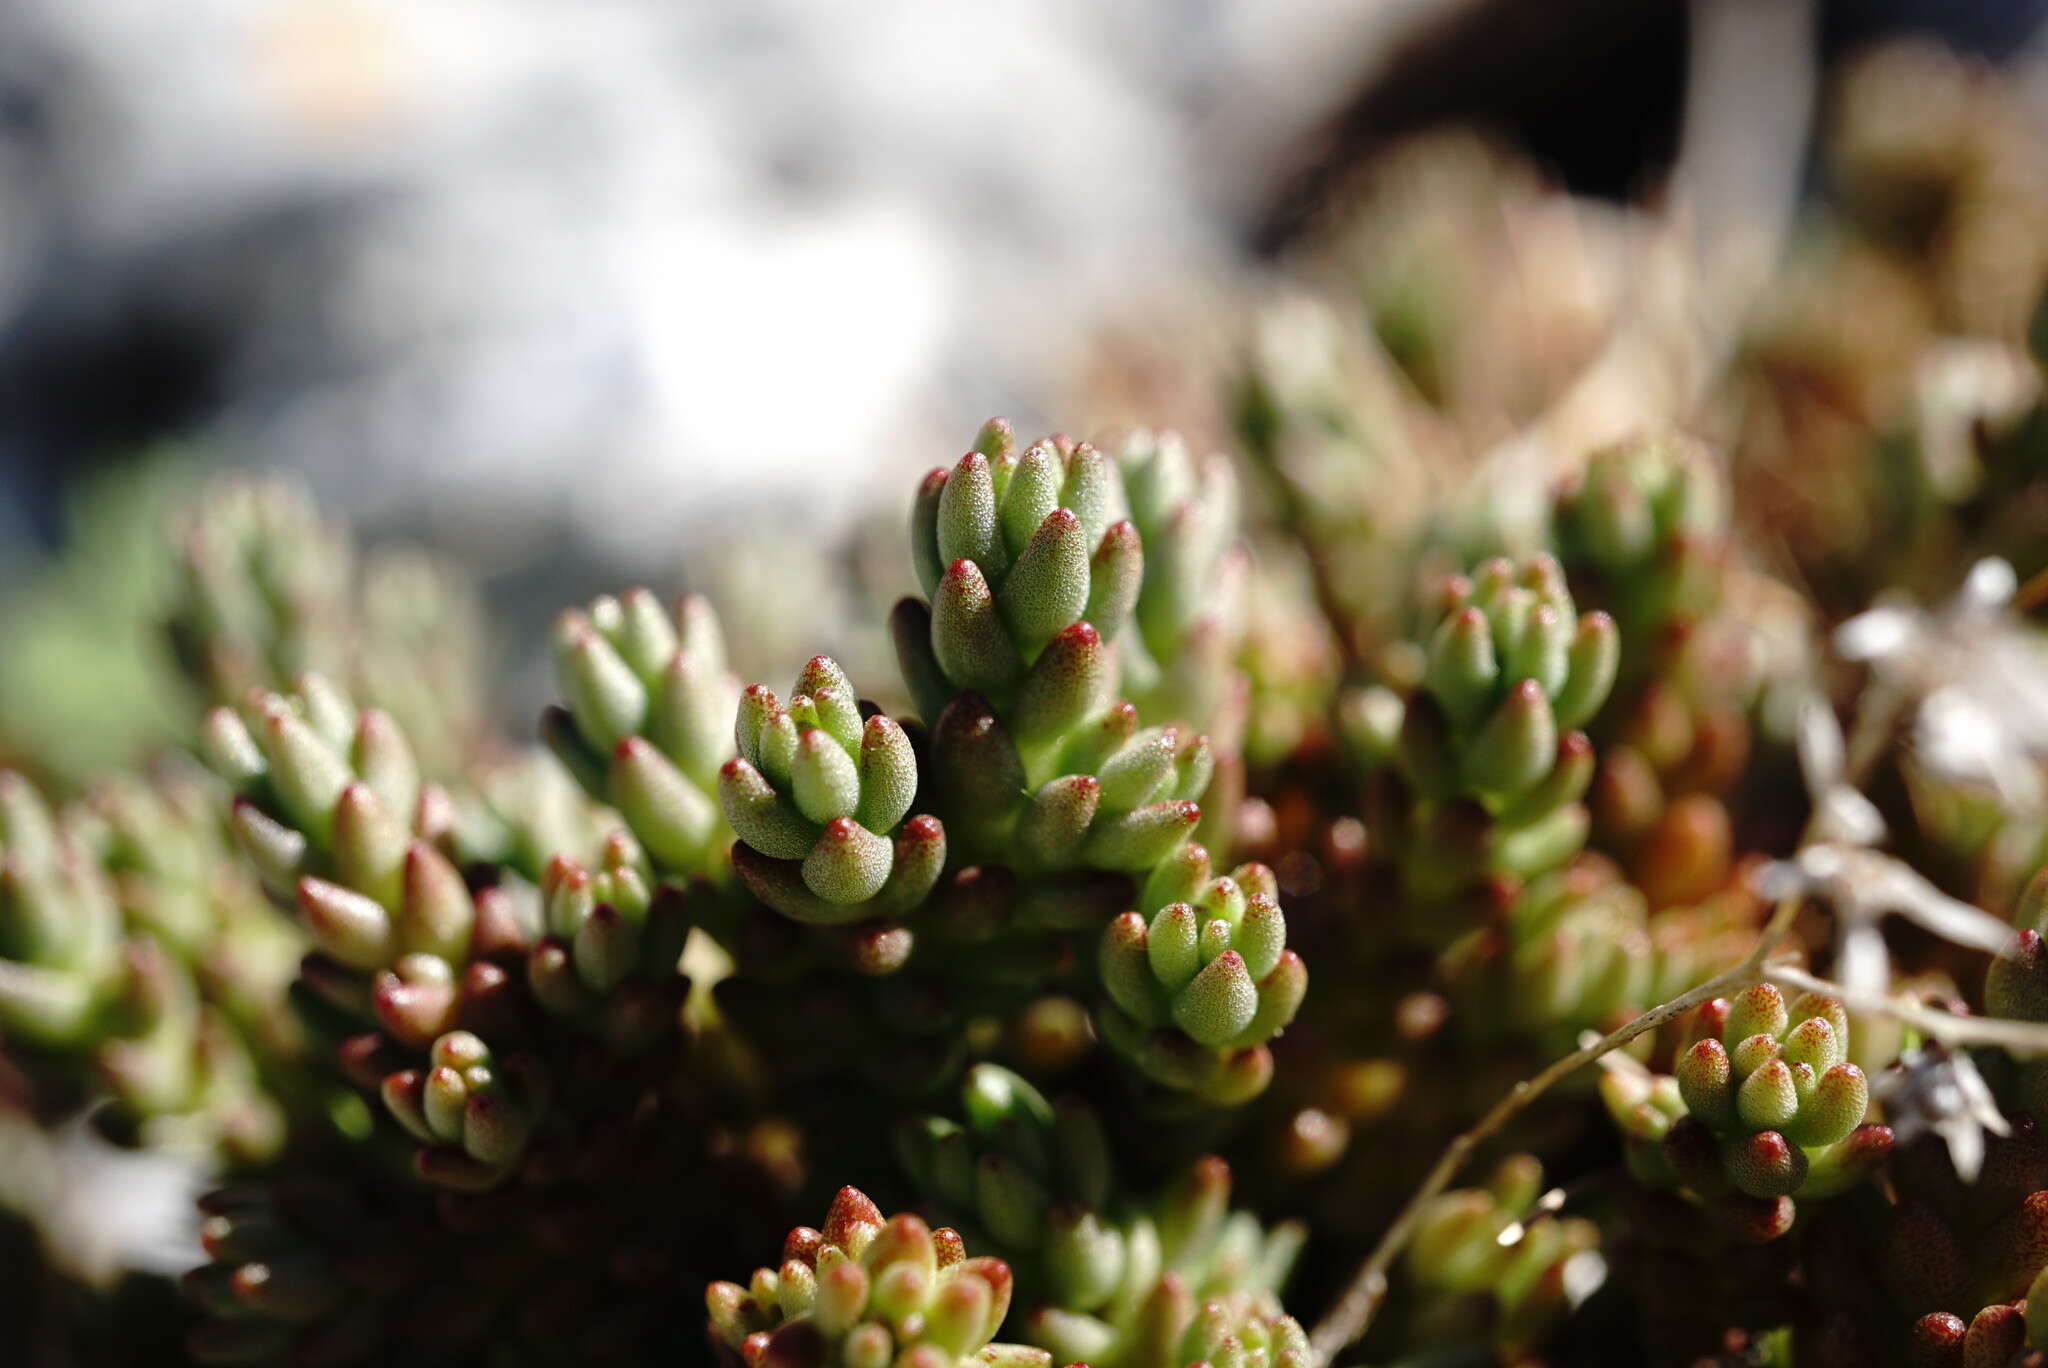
left=167, top=479, right=489, bottom=780
left=1603, top=985, right=1892, bottom=1236
left=1552, top=437, right=1773, bottom=909
left=1097, top=847, right=1306, bottom=1104
left=1375, top=555, right=1617, bottom=906
left=1232, top=553, right=1341, bottom=772
left=1406, top=556, right=1619, bottom=807
left=720, top=657, right=942, bottom=935
left=0, top=768, right=294, bottom=1164
left=900, top=422, right=1134, bottom=715
left=190, top=1087, right=792, bottom=1366
left=1984, top=869, right=2048, bottom=1117
left=1442, top=861, right=1766, bottom=1054
left=893, top=423, right=1209, bottom=873
left=544, top=590, right=739, bottom=878
left=707, top=1187, right=1048, bottom=1368
left=16, top=80, right=2048, bottom=1365
left=1552, top=437, right=1729, bottom=658
left=1797, top=1108, right=2048, bottom=1365
left=166, top=481, right=354, bottom=714
left=661, top=421, right=1271, bottom=1113
left=1113, top=432, right=1248, bottom=740
left=208, top=672, right=708, bottom=1173
left=1403, top=1154, right=1598, bottom=1352
left=893, top=1067, right=1307, bottom=1368
left=185, top=680, right=794, bottom=1364
left=448, top=747, right=621, bottom=884
left=0, top=771, right=128, bottom=1050
left=1110, top=431, right=1254, bottom=852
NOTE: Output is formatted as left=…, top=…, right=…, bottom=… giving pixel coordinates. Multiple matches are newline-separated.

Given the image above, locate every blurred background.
left=2, top=0, right=2045, bottom=775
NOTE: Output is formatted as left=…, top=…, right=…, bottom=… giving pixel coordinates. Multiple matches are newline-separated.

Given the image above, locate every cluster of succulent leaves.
left=0, top=414, right=1314, bottom=1368
left=1602, top=985, right=1890, bottom=1233
left=1203, top=42, right=2048, bottom=1363
left=1402, top=1154, right=1596, bottom=1353
left=167, top=478, right=489, bottom=782
left=0, top=764, right=299, bottom=1166
left=1097, top=846, right=1306, bottom=1104
left=707, top=1186, right=1049, bottom=1368
left=0, top=399, right=2030, bottom=1368
left=1551, top=439, right=1763, bottom=910
left=891, top=1065, right=1306, bottom=1368
left=15, top=42, right=2048, bottom=1368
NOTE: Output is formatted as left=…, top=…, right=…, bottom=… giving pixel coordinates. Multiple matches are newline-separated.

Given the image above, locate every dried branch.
left=1307, top=896, right=1802, bottom=1362
left=1764, top=961, right=2048, bottom=1058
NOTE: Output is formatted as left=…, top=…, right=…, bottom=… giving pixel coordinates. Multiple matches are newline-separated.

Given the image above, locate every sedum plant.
left=543, top=590, right=738, bottom=877
left=1603, top=985, right=1892, bottom=1234
left=76, top=362, right=2021, bottom=1368
left=183, top=674, right=789, bottom=1362
left=707, top=1187, right=1047, bottom=1368
left=719, top=657, right=941, bottom=943
left=15, top=86, right=2048, bottom=1362
left=1375, top=554, right=1618, bottom=907
left=0, top=771, right=130, bottom=1053
left=0, top=766, right=296, bottom=1165
left=1402, top=1154, right=1597, bottom=1353
left=1798, top=1109, right=2048, bottom=1363
left=204, top=675, right=702, bottom=1180
left=647, top=421, right=1278, bottom=1113
left=167, top=479, right=489, bottom=782
left=1552, top=437, right=1778, bottom=910
left=893, top=1067, right=1306, bottom=1368
left=893, top=423, right=1210, bottom=878
left=1098, top=847, right=1306, bottom=1104
left=1984, top=867, right=2048, bottom=1117
left=1440, top=862, right=1764, bottom=1055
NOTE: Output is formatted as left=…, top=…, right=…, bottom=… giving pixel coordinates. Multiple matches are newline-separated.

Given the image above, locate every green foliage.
left=0, top=765, right=296, bottom=1164
left=1553, top=438, right=1727, bottom=654
left=0, top=456, right=199, bottom=784
left=1373, top=556, right=1615, bottom=900
left=1441, top=865, right=1763, bottom=1056
left=169, top=480, right=490, bottom=782
left=205, top=674, right=704, bottom=1186
left=1403, top=1155, right=1595, bottom=1352
left=894, top=1067, right=1306, bottom=1368
left=1407, top=555, right=1618, bottom=802
left=0, top=771, right=126, bottom=1047
left=896, top=424, right=1224, bottom=880
left=708, top=1188, right=1047, bottom=1368
left=1603, top=986, right=1891, bottom=1234
left=721, top=657, right=942, bottom=932
left=1097, top=848, right=1305, bottom=1103
left=544, top=590, right=737, bottom=876
left=11, top=104, right=2048, bottom=1364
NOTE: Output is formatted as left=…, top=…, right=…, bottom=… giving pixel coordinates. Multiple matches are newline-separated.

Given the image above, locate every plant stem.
left=1765, top=961, right=2048, bottom=1057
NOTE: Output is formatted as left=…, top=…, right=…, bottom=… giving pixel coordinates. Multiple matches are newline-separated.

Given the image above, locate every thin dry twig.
left=1306, top=896, right=1802, bottom=1362
left=1764, top=961, right=2048, bottom=1058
